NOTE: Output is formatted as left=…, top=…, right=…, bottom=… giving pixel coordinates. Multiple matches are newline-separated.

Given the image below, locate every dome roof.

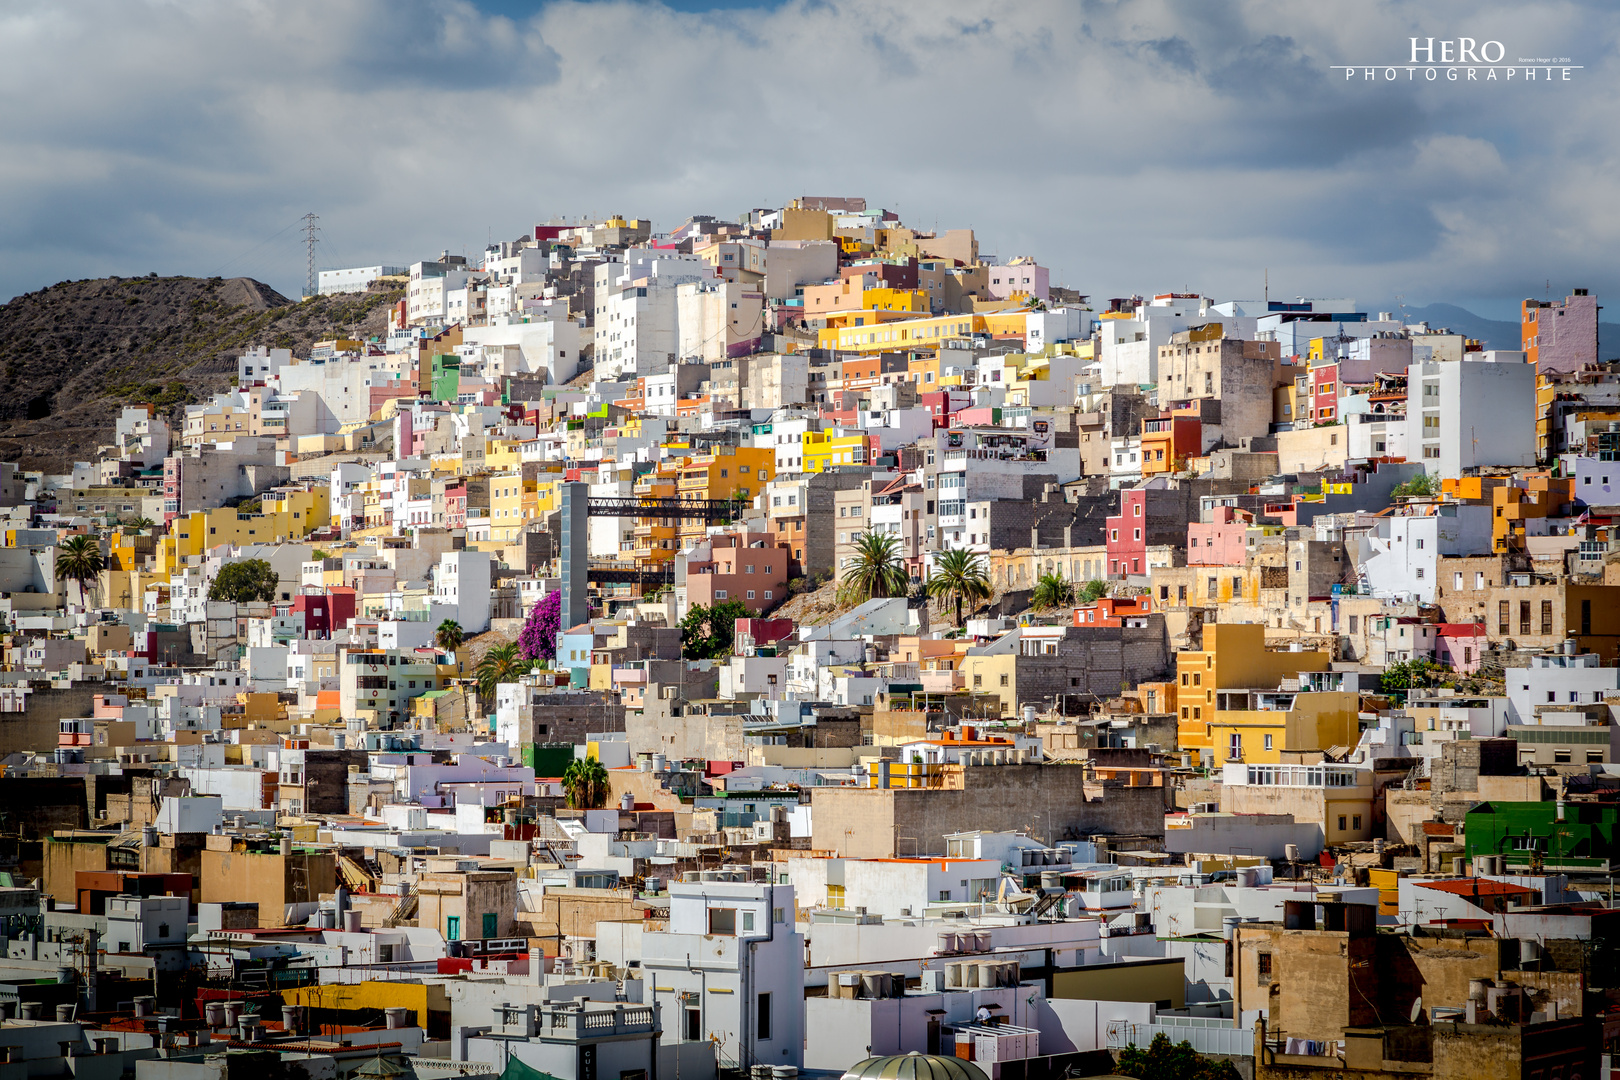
left=840, top=1053, right=990, bottom=1080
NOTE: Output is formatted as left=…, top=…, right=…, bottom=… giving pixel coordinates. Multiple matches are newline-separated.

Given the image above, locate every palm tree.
left=1031, top=571, right=1076, bottom=612
left=122, top=516, right=156, bottom=532
left=55, top=534, right=105, bottom=608
left=435, top=619, right=464, bottom=653
left=562, top=756, right=611, bottom=810
left=926, top=547, right=992, bottom=627
left=837, top=531, right=909, bottom=607
left=475, top=642, right=524, bottom=701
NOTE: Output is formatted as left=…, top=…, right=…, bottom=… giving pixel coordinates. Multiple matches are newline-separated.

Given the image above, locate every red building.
left=291, top=588, right=355, bottom=636
left=734, top=618, right=795, bottom=654
left=1072, top=595, right=1155, bottom=627
left=1105, top=489, right=1149, bottom=577
left=918, top=390, right=972, bottom=429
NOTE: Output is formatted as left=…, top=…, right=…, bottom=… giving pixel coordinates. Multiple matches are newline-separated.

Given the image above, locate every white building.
left=112, top=406, right=171, bottom=467
left=1355, top=504, right=1493, bottom=603
left=1406, top=351, right=1537, bottom=478
left=318, top=265, right=406, bottom=295
left=434, top=550, right=492, bottom=634
left=1506, top=652, right=1620, bottom=724
left=1096, top=296, right=1213, bottom=387
left=598, top=878, right=804, bottom=1070
left=593, top=252, right=711, bottom=379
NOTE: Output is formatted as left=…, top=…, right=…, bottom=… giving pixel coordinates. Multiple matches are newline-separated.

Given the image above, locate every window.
left=1228, top=733, right=1241, bottom=759
left=708, top=908, right=737, bottom=935
left=999, top=674, right=1009, bottom=687
left=825, top=885, right=845, bottom=909
left=446, top=915, right=461, bottom=941
left=1352, top=815, right=1362, bottom=831
left=1554, top=750, right=1572, bottom=764
left=1541, top=600, right=1554, bottom=636
left=1263, top=734, right=1273, bottom=751
left=742, top=911, right=755, bottom=933
left=1257, top=952, right=1273, bottom=983
left=757, top=993, right=772, bottom=1041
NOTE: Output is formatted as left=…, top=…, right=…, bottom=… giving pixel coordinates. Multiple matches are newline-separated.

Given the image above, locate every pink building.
left=1436, top=623, right=1487, bottom=674
left=986, top=259, right=1050, bottom=302
left=1187, top=507, right=1251, bottom=566
left=1523, top=290, right=1598, bottom=376
left=684, top=530, right=790, bottom=616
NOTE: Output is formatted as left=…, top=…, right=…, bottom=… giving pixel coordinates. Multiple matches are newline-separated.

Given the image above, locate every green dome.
left=840, top=1053, right=990, bottom=1080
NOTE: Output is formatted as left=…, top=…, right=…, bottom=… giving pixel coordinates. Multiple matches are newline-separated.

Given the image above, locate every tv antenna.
left=301, top=212, right=321, bottom=298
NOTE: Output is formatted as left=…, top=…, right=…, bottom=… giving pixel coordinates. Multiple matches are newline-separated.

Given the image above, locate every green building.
left=430, top=353, right=461, bottom=403
left=1464, top=799, right=1620, bottom=872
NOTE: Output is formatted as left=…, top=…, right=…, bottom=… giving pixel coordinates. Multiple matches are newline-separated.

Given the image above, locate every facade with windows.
left=1219, top=762, right=1374, bottom=847
left=599, top=878, right=804, bottom=1070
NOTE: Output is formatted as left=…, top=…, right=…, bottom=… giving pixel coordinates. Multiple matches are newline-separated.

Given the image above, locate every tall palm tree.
left=122, top=516, right=156, bottom=532
left=562, top=756, right=611, bottom=810
left=837, top=531, right=909, bottom=607
left=926, top=547, right=992, bottom=627
left=475, top=641, right=524, bottom=701
left=435, top=619, right=464, bottom=653
left=55, top=534, right=105, bottom=608
left=1031, top=571, right=1076, bottom=612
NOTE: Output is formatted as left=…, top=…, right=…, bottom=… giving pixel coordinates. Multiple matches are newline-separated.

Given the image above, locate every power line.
left=208, top=217, right=306, bottom=279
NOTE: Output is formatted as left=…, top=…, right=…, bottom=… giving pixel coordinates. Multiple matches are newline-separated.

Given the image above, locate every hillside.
left=0, top=275, right=402, bottom=471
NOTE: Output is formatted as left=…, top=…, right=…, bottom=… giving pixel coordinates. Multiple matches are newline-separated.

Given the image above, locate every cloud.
left=0, top=0, right=1617, bottom=317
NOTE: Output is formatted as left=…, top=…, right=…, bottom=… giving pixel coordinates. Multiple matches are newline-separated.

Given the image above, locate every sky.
left=2, top=0, right=1617, bottom=318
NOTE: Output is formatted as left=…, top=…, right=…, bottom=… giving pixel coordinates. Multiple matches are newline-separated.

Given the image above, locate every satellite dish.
left=1410, top=997, right=1423, bottom=1024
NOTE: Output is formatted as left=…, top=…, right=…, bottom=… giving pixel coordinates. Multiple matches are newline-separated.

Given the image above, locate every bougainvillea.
left=517, top=589, right=561, bottom=661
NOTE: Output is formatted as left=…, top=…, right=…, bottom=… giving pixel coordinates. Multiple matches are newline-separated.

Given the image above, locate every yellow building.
left=672, top=445, right=774, bottom=545
left=489, top=473, right=536, bottom=543
left=166, top=488, right=330, bottom=560
left=802, top=431, right=869, bottom=473
left=819, top=312, right=991, bottom=353
left=1205, top=691, right=1362, bottom=767
left=1175, top=623, right=1330, bottom=751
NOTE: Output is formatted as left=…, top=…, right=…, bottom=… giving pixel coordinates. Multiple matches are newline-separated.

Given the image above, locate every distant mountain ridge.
left=1375, top=301, right=1620, bottom=357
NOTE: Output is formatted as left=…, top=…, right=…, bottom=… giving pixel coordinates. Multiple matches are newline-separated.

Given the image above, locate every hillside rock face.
left=0, top=275, right=400, bottom=471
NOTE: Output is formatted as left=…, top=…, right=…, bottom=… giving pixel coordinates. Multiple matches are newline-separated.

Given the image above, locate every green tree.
left=681, top=598, right=750, bottom=660
left=926, top=547, right=992, bottom=627
left=1380, top=658, right=1436, bottom=701
left=435, top=619, right=464, bottom=653
left=1115, top=1033, right=1242, bottom=1080
left=562, top=756, right=611, bottom=810
left=837, top=531, right=909, bottom=608
left=121, top=516, right=156, bottom=532
left=1392, top=472, right=1439, bottom=499
left=208, top=558, right=279, bottom=603
left=1078, top=579, right=1110, bottom=603
left=475, top=642, right=525, bottom=701
left=1031, top=570, right=1076, bottom=612
left=55, top=534, right=105, bottom=607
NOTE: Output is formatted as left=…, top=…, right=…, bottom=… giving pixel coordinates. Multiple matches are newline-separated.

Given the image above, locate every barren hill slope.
left=0, top=274, right=401, bottom=471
